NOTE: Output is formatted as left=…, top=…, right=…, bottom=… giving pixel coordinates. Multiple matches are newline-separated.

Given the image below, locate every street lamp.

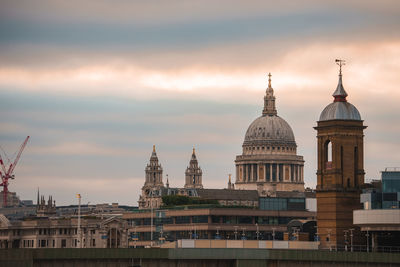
left=76, top=194, right=82, bottom=248
left=349, top=228, right=354, bottom=252
left=234, top=226, right=238, bottom=240
left=327, top=229, right=332, bottom=251
left=241, top=228, right=246, bottom=240
left=215, top=226, right=221, bottom=240
left=256, top=223, right=260, bottom=240
left=344, top=230, right=349, bottom=251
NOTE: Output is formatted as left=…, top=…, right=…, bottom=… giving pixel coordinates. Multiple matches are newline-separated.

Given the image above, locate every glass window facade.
left=175, top=216, right=191, bottom=224
left=382, top=171, right=400, bottom=193
left=192, top=216, right=208, bottom=223
left=211, top=216, right=221, bottom=223
left=259, top=197, right=305, bottom=211
left=238, top=216, right=253, bottom=224
left=222, top=216, right=238, bottom=224
left=155, top=217, right=173, bottom=225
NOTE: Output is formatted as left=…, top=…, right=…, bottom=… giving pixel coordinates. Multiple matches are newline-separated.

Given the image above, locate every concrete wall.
left=174, top=239, right=319, bottom=250
left=354, top=209, right=400, bottom=225
left=1, top=248, right=399, bottom=267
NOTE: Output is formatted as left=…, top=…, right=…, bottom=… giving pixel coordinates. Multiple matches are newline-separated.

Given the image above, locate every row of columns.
left=236, top=163, right=303, bottom=183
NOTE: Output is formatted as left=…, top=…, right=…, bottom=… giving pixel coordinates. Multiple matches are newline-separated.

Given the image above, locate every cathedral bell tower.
left=184, top=148, right=203, bottom=189
left=138, top=145, right=164, bottom=209
left=314, top=60, right=366, bottom=249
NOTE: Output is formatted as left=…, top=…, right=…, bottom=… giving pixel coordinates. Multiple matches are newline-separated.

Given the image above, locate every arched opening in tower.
left=325, top=140, right=333, bottom=169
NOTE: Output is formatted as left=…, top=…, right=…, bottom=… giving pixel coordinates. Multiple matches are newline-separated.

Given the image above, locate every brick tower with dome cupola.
left=314, top=60, right=366, bottom=249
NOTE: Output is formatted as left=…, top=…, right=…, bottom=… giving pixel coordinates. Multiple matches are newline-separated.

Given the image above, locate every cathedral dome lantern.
left=235, top=74, right=305, bottom=195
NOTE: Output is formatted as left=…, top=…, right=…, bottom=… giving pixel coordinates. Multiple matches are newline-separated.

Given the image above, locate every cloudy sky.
left=0, top=0, right=399, bottom=206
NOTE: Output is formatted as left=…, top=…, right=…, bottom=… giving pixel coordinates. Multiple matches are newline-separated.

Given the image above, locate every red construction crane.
left=0, top=136, right=30, bottom=207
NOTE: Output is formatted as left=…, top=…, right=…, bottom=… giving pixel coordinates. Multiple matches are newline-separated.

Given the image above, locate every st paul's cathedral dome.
left=235, top=74, right=305, bottom=196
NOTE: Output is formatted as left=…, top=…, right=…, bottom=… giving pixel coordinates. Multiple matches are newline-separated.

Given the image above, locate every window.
left=287, top=198, right=306, bottom=211
left=269, top=217, right=279, bottom=225
left=61, top=239, right=66, bottom=248
left=175, top=216, right=190, bottom=224
left=192, top=216, right=208, bottom=223
left=92, top=239, right=96, bottom=247
left=259, top=198, right=287, bottom=211
left=211, top=216, right=221, bottom=223
left=325, top=140, right=332, bottom=169
left=155, top=217, right=173, bottom=225
left=257, top=217, right=269, bottom=225
left=238, top=216, right=252, bottom=224
left=222, top=216, right=237, bottom=224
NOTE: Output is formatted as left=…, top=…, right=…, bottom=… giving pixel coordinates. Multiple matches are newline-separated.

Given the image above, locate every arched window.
left=325, top=140, right=333, bottom=169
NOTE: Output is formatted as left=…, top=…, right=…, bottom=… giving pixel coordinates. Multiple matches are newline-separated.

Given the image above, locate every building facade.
left=315, top=62, right=366, bottom=249
left=235, top=74, right=304, bottom=196
left=354, top=167, right=400, bottom=250
left=124, top=207, right=315, bottom=247
left=0, top=215, right=128, bottom=249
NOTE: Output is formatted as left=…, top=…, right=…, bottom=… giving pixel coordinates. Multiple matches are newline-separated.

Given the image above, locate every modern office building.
left=354, top=167, right=400, bottom=250
left=123, top=206, right=315, bottom=247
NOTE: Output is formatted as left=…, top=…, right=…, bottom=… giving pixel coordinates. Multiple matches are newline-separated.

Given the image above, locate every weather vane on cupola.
left=335, top=59, right=345, bottom=75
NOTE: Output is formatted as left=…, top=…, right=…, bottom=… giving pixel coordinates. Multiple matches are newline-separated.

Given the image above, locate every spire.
left=262, top=73, right=277, bottom=116
left=192, top=147, right=196, bottom=159
left=185, top=147, right=203, bottom=189
left=333, top=59, right=348, bottom=102
left=150, top=145, right=158, bottom=160
left=166, top=174, right=169, bottom=188
left=228, top=174, right=234, bottom=189
left=268, top=72, right=272, bottom=88
left=37, top=188, right=39, bottom=206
